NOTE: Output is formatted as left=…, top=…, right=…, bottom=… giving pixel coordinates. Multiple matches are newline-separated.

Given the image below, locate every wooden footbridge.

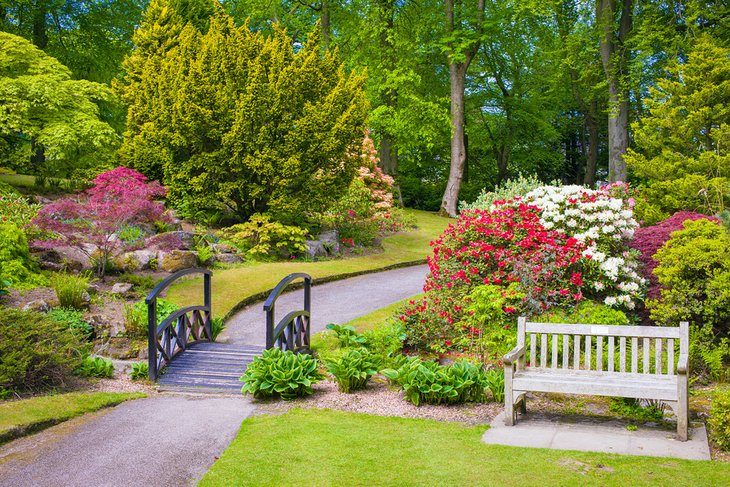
left=146, top=269, right=311, bottom=394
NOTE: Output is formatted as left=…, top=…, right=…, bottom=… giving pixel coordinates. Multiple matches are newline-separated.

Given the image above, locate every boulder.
left=22, top=299, right=50, bottom=313
left=211, top=243, right=236, bottom=254
left=305, top=240, right=327, bottom=259
left=115, top=249, right=157, bottom=271
left=160, top=250, right=198, bottom=272
left=211, top=253, right=245, bottom=265
left=318, top=230, right=339, bottom=246
left=105, top=336, right=139, bottom=360
left=111, top=282, right=133, bottom=294
left=168, top=231, right=196, bottom=250
left=305, top=230, right=341, bottom=258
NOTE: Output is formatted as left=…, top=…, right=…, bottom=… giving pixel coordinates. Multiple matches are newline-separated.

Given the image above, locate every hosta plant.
left=130, top=361, right=149, bottom=381
left=74, top=356, right=114, bottom=378
left=324, top=348, right=380, bottom=393
left=325, top=323, right=366, bottom=348
left=381, top=358, right=489, bottom=406
left=485, top=368, right=505, bottom=402
left=240, top=348, right=324, bottom=400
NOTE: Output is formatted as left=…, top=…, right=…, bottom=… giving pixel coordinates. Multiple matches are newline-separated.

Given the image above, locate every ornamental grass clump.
left=324, top=348, right=380, bottom=393
left=51, top=273, right=91, bottom=310
left=240, top=348, right=324, bottom=400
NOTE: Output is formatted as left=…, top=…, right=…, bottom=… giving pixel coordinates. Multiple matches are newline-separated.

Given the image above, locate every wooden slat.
left=668, top=338, right=675, bottom=375
left=525, top=322, right=682, bottom=338
left=563, top=335, right=570, bottom=369
left=620, top=337, right=626, bottom=373
left=552, top=335, right=558, bottom=369
left=631, top=337, right=638, bottom=373
left=643, top=338, right=651, bottom=374
left=530, top=334, right=536, bottom=367
left=585, top=335, right=591, bottom=370
left=596, top=336, right=603, bottom=372
left=655, top=338, right=663, bottom=375
left=608, top=337, right=615, bottom=373
left=573, top=335, right=580, bottom=370
left=541, top=334, right=548, bottom=368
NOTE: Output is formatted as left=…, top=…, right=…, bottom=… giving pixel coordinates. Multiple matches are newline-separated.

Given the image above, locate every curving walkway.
left=0, top=264, right=429, bottom=487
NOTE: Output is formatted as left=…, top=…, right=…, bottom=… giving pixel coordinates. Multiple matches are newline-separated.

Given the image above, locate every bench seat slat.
left=525, top=322, right=681, bottom=338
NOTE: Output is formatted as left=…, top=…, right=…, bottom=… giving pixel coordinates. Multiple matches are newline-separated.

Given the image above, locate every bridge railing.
left=146, top=268, right=212, bottom=380
left=263, top=273, right=311, bottom=353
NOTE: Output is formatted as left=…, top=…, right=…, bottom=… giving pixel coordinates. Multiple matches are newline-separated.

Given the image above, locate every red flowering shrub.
left=401, top=202, right=585, bottom=352
left=32, top=167, right=169, bottom=276
left=630, top=211, right=719, bottom=300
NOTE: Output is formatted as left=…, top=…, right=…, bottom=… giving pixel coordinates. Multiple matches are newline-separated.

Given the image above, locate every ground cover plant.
left=240, top=348, right=324, bottom=400
left=0, top=391, right=145, bottom=444
left=199, top=408, right=730, bottom=486
left=324, top=348, right=380, bottom=393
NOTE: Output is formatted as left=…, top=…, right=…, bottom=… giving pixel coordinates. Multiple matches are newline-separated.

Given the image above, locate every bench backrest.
left=517, top=316, right=688, bottom=375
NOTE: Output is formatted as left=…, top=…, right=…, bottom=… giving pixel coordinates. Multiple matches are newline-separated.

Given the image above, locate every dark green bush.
left=382, top=358, right=489, bottom=406
left=0, top=308, right=86, bottom=392
left=240, top=348, right=324, bottom=400
left=75, top=356, right=114, bottom=378
left=324, top=348, right=380, bottom=393
left=48, top=308, right=94, bottom=340
left=709, top=388, right=730, bottom=451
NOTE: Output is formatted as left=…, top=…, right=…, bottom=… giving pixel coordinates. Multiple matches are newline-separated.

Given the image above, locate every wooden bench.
left=503, top=317, right=689, bottom=440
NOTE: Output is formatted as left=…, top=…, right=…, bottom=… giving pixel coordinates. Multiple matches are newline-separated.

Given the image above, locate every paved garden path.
left=0, top=264, right=430, bottom=486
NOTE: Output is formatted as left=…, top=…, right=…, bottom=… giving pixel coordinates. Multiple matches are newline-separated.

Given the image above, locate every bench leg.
left=677, top=375, right=689, bottom=441
left=519, top=394, right=527, bottom=414
left=504, top=365, right=515, bottom=426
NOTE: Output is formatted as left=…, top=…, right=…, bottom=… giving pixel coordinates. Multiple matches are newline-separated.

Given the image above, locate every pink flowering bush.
left=32, top=167, right=169, bottom=276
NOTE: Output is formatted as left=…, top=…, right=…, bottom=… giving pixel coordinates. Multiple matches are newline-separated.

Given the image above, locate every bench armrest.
left=677, top=353, right=689, bottom=375
left=503, top=345, right=526, bottom=365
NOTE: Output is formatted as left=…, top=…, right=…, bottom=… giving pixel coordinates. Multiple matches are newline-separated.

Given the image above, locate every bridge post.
left=147, top=298, right=158, bottom=381
left=204, top=272, right=212, bottom=339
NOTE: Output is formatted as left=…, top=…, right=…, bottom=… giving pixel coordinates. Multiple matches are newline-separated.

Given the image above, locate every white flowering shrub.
left=522, top=184, right=645, bottom=309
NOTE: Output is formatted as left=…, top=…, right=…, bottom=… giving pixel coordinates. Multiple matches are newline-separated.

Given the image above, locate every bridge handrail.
left=146, top=268, right=212, bottom=380
left=264, top=273, right=311, bottom=352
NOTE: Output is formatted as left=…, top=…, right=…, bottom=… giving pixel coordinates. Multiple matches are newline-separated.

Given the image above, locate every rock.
left=318, top=230, right=339, bottom=246
left=116, top=249, right=157, bottom=271
left=87, top=284, right=101, bottom=295
left=211, top=243, right=236, bottom=254
left=39, top=260, right=65, bottom=272
left=22, top=299, right=50, bottom=313
left=168, top=231, right=195, bottom=250
left=106, top=336, right=139, bottom=360
left=137, top=348, right=149, bottom=360
left=111, top=282, right=134, bottom=294
left=210, top=253, right=244, bottom=265
left=81, top=292, right=91, bottom=304
left=160, top=250, right=198, bottom=272
left=147, top=231, right=195, bottom=251
left=305, top=230, right=341, bottom=258
left=305, top=240, right=327, bottom=259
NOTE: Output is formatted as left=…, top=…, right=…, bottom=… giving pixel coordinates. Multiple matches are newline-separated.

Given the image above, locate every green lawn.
left=0, top=173, right=36, bottom=188
left=0, top=391, right=146, bottom=444
left=167, top=210, right=448, bottom=319
left=200, top=408, right=728, bottom=486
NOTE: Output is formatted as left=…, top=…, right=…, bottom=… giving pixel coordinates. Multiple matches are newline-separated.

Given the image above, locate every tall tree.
left=440, top=0, right=485, bottom=217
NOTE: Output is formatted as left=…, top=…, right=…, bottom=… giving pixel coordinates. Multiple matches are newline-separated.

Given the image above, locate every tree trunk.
left=598, top=0, right=632, bottom=183
left=584, top=107, right=599, bottom=187
left=441, top=62, right=468, bottom=217
left=377, top=0, right=398, bottom=176
left=321, top=0, right=331, bottom=51
left=32, top=1, right=48, bottom=49
left=30, top=139, right=46, bottom=174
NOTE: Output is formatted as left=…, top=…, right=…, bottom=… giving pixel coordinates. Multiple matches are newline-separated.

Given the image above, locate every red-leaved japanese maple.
left=32, top=167, right=169, bottom=276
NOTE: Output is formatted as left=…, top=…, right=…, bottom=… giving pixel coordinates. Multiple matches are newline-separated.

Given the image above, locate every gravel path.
left=224, top=264, right=429, bottom=346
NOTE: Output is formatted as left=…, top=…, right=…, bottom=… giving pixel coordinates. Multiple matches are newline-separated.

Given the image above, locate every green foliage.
left=119, top=9, right=368, bottom=223
left=689, top=325, right=730, bottom=382
left=124, top=298, right=179, bottom=338
left=0, top=276, right=9, bottom=297
left=709, top=388, right=730, bottom=451
left=115, top=273, right=162, bottom=295
left=130, top=361, right=149, bottom=381
left=211, top=317, right=225, bottom=342
left=0, top=32, right=118, bottom=176
left=325, top=323, right=367, bottom=348
left=460, top=174, right=558, bottom=212
left=362, top=322, right=405, bottom=360
left=535, top=301, right=631, bottom=327
left=625, top=36, right=730, bottom=217
left=240, top=348, right=324, bottom=400
left=74, top=356, right=114, bottom=378
left=196, top=244, right=213, bottom=266
left=50, top=273, right=91, bottom=310
left=485, top=368, right=505, bottom=402
left=218, top=214, right=308, bottom=260
left=48, top=308, right=94, bottom=341
left=324, top=348, right=380, bottom=393
left=0, top=223, right=45, bottom=289
left=608, top=398, right=664, bottom=423
left=0, top=191, right=40, bottom=227
left=381, top=358, right=489, bottom=406
left=648, top=219, right=730, bottom=335
left=0, top=308, right=86, bottom=392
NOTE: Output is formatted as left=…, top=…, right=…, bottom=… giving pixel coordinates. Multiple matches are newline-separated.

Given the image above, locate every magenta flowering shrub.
left=32, top=167, right=169, bottom=276
left=630, top=211, right=719, bottom=300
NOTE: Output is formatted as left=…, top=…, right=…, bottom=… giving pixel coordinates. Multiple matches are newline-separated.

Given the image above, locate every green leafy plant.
left=51, top=272, right=92, bottom=310
left=240, top=348, right=324, bottom=400
left=485, top=368, right=505, bottom=402
left=381, top=358, right=488, bottom=406
left=0, top=308, right=86, bottom=392
left=324, top=348, right=380, bottom=393
left=608, top=398, right=664, bottom=422
left=689, top=325, right=730, bottom=382
left=74, top=356, right=114, bottom=378
left=218, top=214, right=309, bottom=260
left=709, top=388, right=730, bottom=451
left=124, top=298, right=178, bottom=338
left=535, top=300, right=630, bottom=326
left=0, top=276, right=10, bottom=297
left=196, top=244, right=213, bottom=265
left=130, top=361, right=149, bottom=381
left=0, top=223, right=46, bottom=289
left=211, top=317, right=226, bottom=341
left=362, top=322, right=405, bottom=360
left=325, top=323, right=367, bottom=348
left=460, top=173, right=558, bottom=212
left=48, top=308, right=94, bottom=341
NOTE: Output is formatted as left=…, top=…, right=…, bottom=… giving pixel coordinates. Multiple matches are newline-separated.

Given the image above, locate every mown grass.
left=0, top=391, right=146, bottom=444
left=167, top=210, right=448, bottom=318
left=0, top=174, right=36, bottom=188
left=199, top=408, right=729, bottom=486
